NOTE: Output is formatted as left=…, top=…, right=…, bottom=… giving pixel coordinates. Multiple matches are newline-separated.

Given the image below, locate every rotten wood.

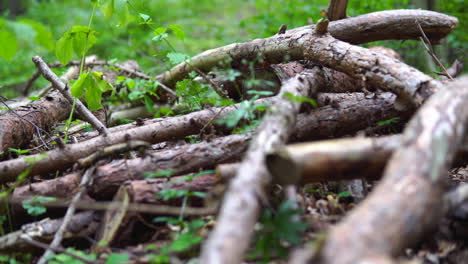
left=318, top=76, right=468, bottom=264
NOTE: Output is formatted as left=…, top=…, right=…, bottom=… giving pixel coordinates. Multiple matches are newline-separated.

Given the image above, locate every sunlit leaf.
left=168, top=24, right=185, bottom=40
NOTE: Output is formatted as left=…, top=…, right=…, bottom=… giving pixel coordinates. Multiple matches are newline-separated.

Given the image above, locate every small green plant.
left=250, top=200, right=307, bottom=262
left=7, top=148, right=29, bottom=156
left=144, top=169, right=174, bottom=179
left=148, top=218, right=205, bottom=263
left=283, top=92, right=318, bottom=108
left=70, top=71, right=113, bottom=110
left=157, top=189, right=206, bottom=202
left=337, top=191, right=351, bottom=198
left=0, top=253, right=33, bottom=264
left=105, top=253, right=129, bottom=264
left=46, top=248, right=97, bottom=264
left=22, top=196, right=57, bottom=216
left=376, top=117, right=400, bottom=126
left=175, top=76, right=233, bottom=112
left=216, top=91, right=270, bottom=131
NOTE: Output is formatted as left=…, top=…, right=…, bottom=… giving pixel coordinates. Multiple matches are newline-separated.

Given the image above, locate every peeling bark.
left=319, top=76, right=468, bottom=264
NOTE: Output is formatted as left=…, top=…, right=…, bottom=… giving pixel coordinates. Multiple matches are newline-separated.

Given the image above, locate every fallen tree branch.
left=318, top=76, right=468, bottom=263
left=32, top=56, right=109, bottom=135
left=37, top=168, right=95, bottom=264
left=20, top=235, right=96, bottom=264
left=200, top=67, right=326, bottom=263
left=0, top=211, right=99, bottom=252
left=156, top=10, right=457, bottom=87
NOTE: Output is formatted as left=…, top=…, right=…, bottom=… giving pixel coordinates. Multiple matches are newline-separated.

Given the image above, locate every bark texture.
left=0, top=65, right=79, bottom=152
left=319, top=76, right=468, bottom=264
left=156, top=10, right=457, bottom=87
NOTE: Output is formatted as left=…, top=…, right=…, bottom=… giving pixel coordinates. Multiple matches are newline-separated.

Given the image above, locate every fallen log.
left=319, top=76, right=468, bottom=263
left=0, top=66, right=79, bottom=152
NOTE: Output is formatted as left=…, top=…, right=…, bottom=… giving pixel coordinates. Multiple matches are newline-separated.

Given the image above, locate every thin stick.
left=416, top=21, right=453, bottom=80
left=46, top=59, right=177, bottom=97
left=36, top=168, right=95, bottom=264
left=20, top=235, right=96, bottom=264
left=32, top=56, right=109, bottom=135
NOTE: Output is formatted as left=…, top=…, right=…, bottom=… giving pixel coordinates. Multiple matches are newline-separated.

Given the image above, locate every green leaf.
left=22, top=196, right=57, bottom=216
left=166, top=52, right=189, bottom=65
left=283, top=92, right=318, bottom=108
left=8, top=148, right=29, bottom=155
left=337, top=191, right=351, bottom=198
left=144, top=169, right=174, bottom=179
left=139, top=13, right=152, bottom=24
left=85, top=79, right=103, bottom=111
left=114, top=0, right=132, bottom=27
left=55, top=32, right=74, bottom=65
left=143, top=95, right=155, bottom=113
left=168, top=24, right=185, bottom=40
left=100, top=0, right=115, bottom=19
left=152, top=27, right=168, bottom=42
left=70, top=25, right=97, bottom=57
left=376, top=117, right=400, bottom=126
left=105, top=253, right=129, bottom=264
left=91, top=72, right=113, bottom=92
left=28, top=96, right=41, bottom=101
left=0, top=28, right=18, bottom=60
left=71, top=73, right=90, bottom=98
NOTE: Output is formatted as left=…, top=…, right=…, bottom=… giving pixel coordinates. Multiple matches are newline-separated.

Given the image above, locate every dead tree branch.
left=201, top=67, right=326, bottom=263
left=319, top=76, right=468, bottom=264
left=0, top=211, right=98, bottom=252
left=32, top=56, right=109, bottom=135
left=156, top=10, right=457, bottom=87
left=37, top=168, right=95, bottom=264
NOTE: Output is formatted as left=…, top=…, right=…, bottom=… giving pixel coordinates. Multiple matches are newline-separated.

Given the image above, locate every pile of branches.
left=0, top=4, right=467, bottom=264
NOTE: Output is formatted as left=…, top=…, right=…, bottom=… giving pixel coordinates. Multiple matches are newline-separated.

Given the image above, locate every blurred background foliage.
left=0, top=0, right=466, bottom=98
